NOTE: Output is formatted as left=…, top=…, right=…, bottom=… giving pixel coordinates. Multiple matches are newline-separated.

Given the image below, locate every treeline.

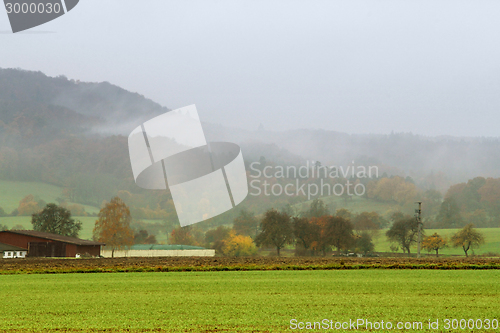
left=246, top=128, right=500, bottom=184
left=168, top=198, right=488, bottom=258
left=4, top=196, right=488, bottom=258
left=168, top=200, right=384, bottom=257
left=431, top=177, right=500, bottom=228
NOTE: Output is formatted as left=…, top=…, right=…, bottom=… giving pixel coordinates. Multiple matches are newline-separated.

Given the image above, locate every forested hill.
left=2, top=67, right=500, bottom=195
left=242, top=129, right=500, bottom=184
left=0, top=68, right=172, bottom=203
left=0, top=68, right=305, bottom=208
left=0, top=68, right=168, bottom=135
left=205, top=123, right=500, bottom=185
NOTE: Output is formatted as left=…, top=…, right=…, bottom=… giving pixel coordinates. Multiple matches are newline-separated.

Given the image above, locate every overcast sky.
left=1, top=0, right=500, bottom=137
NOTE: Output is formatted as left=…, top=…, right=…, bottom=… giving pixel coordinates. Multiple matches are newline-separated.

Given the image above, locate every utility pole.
left=415, top=201, right=422, bottom=258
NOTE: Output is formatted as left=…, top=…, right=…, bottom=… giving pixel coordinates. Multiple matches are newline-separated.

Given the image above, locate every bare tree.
left=255, top=209, right=293, bottom=256
left=451, top=224, right=485, bottom=257
left=386, top=215, right=419, bottom=256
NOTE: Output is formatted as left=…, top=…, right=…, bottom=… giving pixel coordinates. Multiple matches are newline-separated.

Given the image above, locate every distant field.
left=0, top=270, right=499, bottom=332
left=2, top=257, right=500, bottom=275
left=1, top=217, right=499, bottom=253
left=0, top=180, right=63, bottom=213
left=295, top=194, right=408, bottom=216
left=0, top=180, right=100, bottom=214
left=0, top=180, right=102, bottom=240
left=1, top=180, right=499, bottom=253
left=0, top=216, right=98, bottom=240
left=373, top=228, right=500, bottom=256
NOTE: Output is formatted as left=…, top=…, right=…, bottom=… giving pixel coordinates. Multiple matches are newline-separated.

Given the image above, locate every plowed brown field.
left=1, top=256, right=500, bottom=274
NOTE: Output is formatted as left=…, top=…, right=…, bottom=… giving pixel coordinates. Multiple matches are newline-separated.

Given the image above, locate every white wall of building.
left=2, top=251, right=27, bottom=258
left=101, top=249, right=215, bottom=258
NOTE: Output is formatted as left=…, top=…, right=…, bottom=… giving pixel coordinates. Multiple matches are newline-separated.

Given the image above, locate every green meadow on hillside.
left=296, top=194, right=412, bottom=217
left=0, top=216, right=98, bottom=240
left=0, top=180, right=102, bottom=239
left=373, top=228, right=500, bottom=256
left=0, top=180, right=63, bottom=214
left=0, top=180, right=99, bottom=215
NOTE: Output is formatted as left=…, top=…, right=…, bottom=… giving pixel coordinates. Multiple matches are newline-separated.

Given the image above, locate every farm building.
left=0, top=242, right=28, bottom=259
left=0, top=230, right=105, bottom=257
left=101, top=244, right=215, bottom=257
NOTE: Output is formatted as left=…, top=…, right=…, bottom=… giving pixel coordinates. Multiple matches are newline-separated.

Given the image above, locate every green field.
left=0, top=180, right=102, bottom=240
left=0, top=270, right=498, bottom=332
left=0, top=216, right=98, bottom=240
left=0, top=180, right=64, bottom=213
left=0, top=180, right=100, bottom=215
left=373, top=228, right=500, bottom=256
left=295, top=194, right=408, bottom=217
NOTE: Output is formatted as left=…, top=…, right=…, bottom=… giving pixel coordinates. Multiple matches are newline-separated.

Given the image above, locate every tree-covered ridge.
left=0, top=68, right=168, bottom=133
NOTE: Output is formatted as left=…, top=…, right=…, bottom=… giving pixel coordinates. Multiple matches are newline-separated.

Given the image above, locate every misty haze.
left=1, top=2, right=500, bottom=332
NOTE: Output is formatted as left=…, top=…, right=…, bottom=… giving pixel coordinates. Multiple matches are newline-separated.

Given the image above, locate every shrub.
left=223, top=232, right=257, bottom=257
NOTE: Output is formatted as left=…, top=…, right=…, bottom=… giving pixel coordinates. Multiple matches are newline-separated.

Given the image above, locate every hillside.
left=4, top=67, right=500, bottom=189
left=2, top=68, right=500, bottom=235
left=0, top=68, right=169, bottom=134
left=207, top=125, right=500, bottom=189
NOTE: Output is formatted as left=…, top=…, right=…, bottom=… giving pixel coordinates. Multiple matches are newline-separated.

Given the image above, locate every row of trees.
left=19, top=196, right=487, bottom=258
left=168, top=210, right=258, bottom=256
left=421, top=225, right=485, bottom=257
left=250, top=199, right=381, bottom=256
left=384, top=213, right=485, bottom=257
left=255, top=208, right=486, bottom=257
left=0, top=194, right=90, bottom=217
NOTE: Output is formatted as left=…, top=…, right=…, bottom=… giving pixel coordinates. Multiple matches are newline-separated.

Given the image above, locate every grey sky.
left=1, top=0, right=500, bottom=137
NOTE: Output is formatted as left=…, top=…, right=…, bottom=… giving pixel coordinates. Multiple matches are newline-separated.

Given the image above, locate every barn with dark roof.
left=0, top=230, right=104, bottom=257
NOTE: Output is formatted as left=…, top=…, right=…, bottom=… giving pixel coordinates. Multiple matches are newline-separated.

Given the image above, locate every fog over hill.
left=1, top=68, right=500, bottom=191
left=0, top=68, right=168, bottom=134
left=204, top=123, right=500, bottom=187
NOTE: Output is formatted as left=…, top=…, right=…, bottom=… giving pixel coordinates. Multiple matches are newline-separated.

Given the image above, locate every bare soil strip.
left=1, top=256, right=499, bottom=274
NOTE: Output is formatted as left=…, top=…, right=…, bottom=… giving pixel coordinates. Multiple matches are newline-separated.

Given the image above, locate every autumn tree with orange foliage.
left=422, top=233, right=447, bottom=257
left=169, top=226, right=200, bottom=246
left=93, top=197, right=134, bottom=257
left=309, top=216, right=332, bottom=256
left=17, top=194, right=42, bottom=216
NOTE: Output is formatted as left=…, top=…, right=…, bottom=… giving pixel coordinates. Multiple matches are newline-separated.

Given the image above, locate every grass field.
left=0, top=180, right=100, bottom=214
left=294, top=194, right=404, bottom=217
left=0, top=270, right=498, bottom=332
left=373, top=228, right=500, bottom=256
left=0, top=216, right=98, bottom=240
left=0, top=180, right=63, bottom=213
